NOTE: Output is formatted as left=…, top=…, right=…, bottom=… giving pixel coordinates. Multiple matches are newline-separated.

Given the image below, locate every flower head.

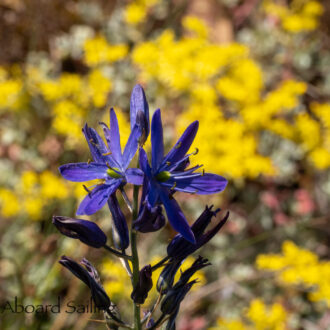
left=139, top=109, right=228, bottom=243
left=59, top=108, right=143, bottom=216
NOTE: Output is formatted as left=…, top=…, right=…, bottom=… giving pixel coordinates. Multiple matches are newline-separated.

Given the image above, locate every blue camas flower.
left=139, top=109, right=228, bottom=243
left=59, top=108, right=143, bottom=216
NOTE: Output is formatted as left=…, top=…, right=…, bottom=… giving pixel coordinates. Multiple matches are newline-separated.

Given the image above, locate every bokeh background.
left=0, top=0, right=330, bottom=329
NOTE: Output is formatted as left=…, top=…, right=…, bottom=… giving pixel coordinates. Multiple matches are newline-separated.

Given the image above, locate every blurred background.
left=0, top=0, right=329, bottom=329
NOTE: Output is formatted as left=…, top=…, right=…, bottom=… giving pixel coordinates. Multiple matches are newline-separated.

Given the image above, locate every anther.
left=193, top=147, right=199, bottom=155
left=170, top=182, right=177, bottom=191
left=83, top=185, right=92, bottom=197
left=102, top=151, right=112, bottom=156
left=166, top=161, right=171, bottom=166
left=87, top=159, right=91, bottom=164
left=175, top=142, right=182, bottom=149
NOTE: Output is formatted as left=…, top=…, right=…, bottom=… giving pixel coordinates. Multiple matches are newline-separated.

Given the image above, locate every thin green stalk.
left=104, top=245, right=132, bottom=260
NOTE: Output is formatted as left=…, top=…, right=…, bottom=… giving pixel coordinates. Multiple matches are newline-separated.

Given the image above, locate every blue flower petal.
left=76, top=180, right=121, bottom=215
left=159, top=188, right=195, bottom=244
left=162, top=121, right=199, bottom=169
left=139, top=148, right=152, bottom=178
left=147, top=181, right=160, bottom=206
left=109, top=108, right=123, bottom=167
left=125, top=168, right=144, bottom=185
left=82, top=124, right=117, bottom=167
left=163, top=173, right=228, bottom=195
left=130, top=84, right=149, bottom=135
left=151, top=109, right=164, bottom=170
left=59, top=163, right=108, bottom=182
left=122, top=124, right=141, bottom=169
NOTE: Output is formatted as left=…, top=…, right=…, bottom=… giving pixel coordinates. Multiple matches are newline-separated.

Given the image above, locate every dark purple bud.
left=133, top=201, right=165, bottom=233
left=157, top=260, right=182, bottom=294
left=52, top=216, right=107, bottom=248
left=131, top=265, right=153, bottom=304
left=167, top=206, right=229, bottom=260
left=108, top=194, right=129, bottom=250
left=174, top=256, right=210, bottom=288
left=59, top=256, right=111, bottom=310
left=130, top=84, right=150, bottom=145
left=160, top=280, right=197, bottom=315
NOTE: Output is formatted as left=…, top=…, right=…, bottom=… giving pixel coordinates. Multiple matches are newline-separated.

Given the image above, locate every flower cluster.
left=216, top=299, right=288, bottom=330
left=54, top=85, right=228, bottom=328
left=256, top=240, right=330, bottom=307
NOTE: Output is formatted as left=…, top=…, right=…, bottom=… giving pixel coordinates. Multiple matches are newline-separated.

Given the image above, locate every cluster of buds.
left=53, top=85, right=229, bottom=329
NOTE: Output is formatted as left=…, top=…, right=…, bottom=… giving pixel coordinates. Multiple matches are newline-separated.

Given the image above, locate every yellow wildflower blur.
left=263, top=0, right=323, bottom=33
left=124, top=0, right=160, bottom=25
left=214, top=299, right=287, bottom=330
left=256, top=241, right=330, bottom=307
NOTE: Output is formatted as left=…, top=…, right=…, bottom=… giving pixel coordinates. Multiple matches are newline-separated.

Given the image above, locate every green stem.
left=104, top=245, right=132, bottom=261
left=131, top=160, right=141, bottom=330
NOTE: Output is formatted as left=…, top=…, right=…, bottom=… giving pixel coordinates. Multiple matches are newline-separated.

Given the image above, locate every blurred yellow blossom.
left=0, top=189, right=20, bottom=217
left=256, top=241, right=330, bottom=307
left=214, top=299, right=287, bottom=330
left=263, top=0, right=323, bottom=33
left=83, top=36, right=128, bottom=67
left=124, top=0, right=160, bottom=25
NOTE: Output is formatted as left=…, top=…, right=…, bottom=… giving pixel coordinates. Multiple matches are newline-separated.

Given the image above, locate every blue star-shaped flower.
left=59, top=108, right=143, bottom=215
left=139, top=109, right=228, bottom=243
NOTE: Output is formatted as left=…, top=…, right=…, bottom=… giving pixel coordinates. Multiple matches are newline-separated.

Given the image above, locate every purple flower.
left=139, top=109, right=228, bottom=243
left=59, top=108, right=143, bottom=216
left=52, top=216, right=107, bottom=248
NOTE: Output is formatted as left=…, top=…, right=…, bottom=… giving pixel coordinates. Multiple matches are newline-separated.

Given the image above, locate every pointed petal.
left=163, top=173, right=228, bottom=195
left=82, top=124, right=117, bottom=167
left=108, top=193, right=129, bottom=250
left=139, top=148, right=152, bottom=178
left=151, top=109, right=164, bottom=170
left=76, top=180, right=121, bottom=215
left=147, top=181, right=160, bottom=206
left=162, top=121, right=199, bottom=168
left=109, top=108, right=123, bottom=166
left=130, top=84, right=149, bottom=135
left=59, top=163, right=108, bottom=182
left=122, top=124, right=141, bottom=169
left=125, top=168, right=144, bottom=185
left=159, top=188, right=195, bottom=244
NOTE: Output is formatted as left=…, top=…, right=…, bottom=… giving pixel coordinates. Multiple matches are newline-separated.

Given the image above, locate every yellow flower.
left=0, top=189, right=20, bottom=217
left=83, top=36, right=128, bottom=66
left=183, top=16, right=209, bottom=39
left=124, top=3, right=146, bottom=25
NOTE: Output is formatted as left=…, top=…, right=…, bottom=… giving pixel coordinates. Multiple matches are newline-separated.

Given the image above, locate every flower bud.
left=52, top=216, right=107, bottom=248
left=156, top=260, right=181, bottom=294
left=130, top=84, right=150, bottom=145
left=133, top=201, right=165, bottom=233
left=131, top=265, right=153, bottom=304
left=107, top=194, right=129, bottom=250
left=59, top=256, right=111, bottom=310
left=167, top=206, right=229, bottom=260
left=160, top=280, right=196, bottom=315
